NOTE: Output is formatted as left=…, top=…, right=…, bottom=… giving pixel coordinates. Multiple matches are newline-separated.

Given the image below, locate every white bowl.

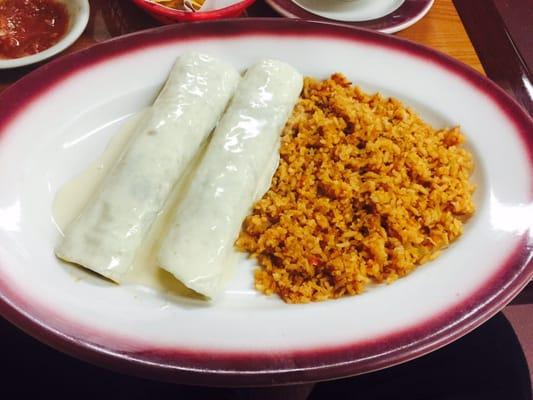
left=0, top=0, right=90, bottom=69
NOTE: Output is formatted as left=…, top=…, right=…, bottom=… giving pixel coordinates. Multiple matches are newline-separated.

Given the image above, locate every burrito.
left=56, top=52, right=240, bottom=282
left=158, top=59, right=303, bottom=298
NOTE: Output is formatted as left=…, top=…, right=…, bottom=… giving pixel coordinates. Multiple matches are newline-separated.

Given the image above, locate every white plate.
left=0, top=19, right=531, bottom=386
left=292, top=0, right=405, bottom=22
left=266, top=0, right=434, bottom=34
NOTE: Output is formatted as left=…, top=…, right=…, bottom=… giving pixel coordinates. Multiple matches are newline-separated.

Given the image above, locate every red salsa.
left=0, top=0, right=69, bottom=59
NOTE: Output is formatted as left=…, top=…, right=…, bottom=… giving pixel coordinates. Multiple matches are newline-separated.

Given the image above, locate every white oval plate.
left=0, top=19, right=531, bottom=386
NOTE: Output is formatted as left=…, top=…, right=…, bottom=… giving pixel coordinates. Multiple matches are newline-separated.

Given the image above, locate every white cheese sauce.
left=55, top=52, right=241, bottom=283
left=53, top=56, right=303, bottom=300
left=53, top=111, right=281, bottom=297
left=53, top=111, right=199, bottom=296
left=158, top=59, right=303, bottom=298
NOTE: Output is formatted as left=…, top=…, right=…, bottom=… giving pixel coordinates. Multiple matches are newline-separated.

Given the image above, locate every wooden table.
left=1, top=0, right=532, bottom=395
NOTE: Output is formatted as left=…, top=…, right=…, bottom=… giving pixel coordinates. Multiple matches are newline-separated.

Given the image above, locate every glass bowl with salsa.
left=0, top=0, right=89, bottom=69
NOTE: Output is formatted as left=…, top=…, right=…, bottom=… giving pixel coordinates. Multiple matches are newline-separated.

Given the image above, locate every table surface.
left=0, top=0, right=531, bottom=392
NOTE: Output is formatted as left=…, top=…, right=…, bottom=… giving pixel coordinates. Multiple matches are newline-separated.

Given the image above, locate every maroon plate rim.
left=265, top=0, right=435, bottom=33
left=0, top=19, right=532, bottom=387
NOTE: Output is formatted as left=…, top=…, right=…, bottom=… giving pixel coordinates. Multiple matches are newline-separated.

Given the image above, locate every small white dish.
left=0, top=0, right=90, bottom=70
left=266, top=0, right=434, bottom=34
left=292, top=0, right=405, bottom=22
